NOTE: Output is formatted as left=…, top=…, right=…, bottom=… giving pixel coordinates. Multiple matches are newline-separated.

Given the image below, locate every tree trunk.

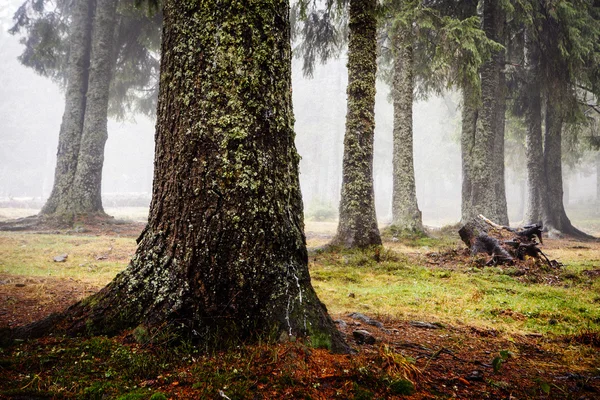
left=523, top=27, right=547, bottom=226
left=66, top=0, right=118, bottom=214
left=12, top=0, right=348, bottom=353
left=466, top=0, right=506, bottom=223
left=492, top=8, right=508, bottom=225
left=40, top=0, right=93, bottom=215
left=543, top=84, right=579, bottom=234
left=461, top=80, right=478, bottom=224
left=41, top=0, right=116, bottom=218
left=332, top=0, right=381, bottom=247
left=391, top=23, right=423, bottom=232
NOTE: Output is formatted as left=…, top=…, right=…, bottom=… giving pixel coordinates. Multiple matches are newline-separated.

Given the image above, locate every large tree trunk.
left=390, top=23, right=423, bottom=232
left=332, top=0, right=381, bottom=247
left=523, top=27, right=547, bottom=225
left=40, top=0, right=93, bottom=215
left=11, top=0, right=348, bottom=353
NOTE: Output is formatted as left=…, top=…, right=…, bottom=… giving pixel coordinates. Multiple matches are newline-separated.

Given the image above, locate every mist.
left=1, top=4, right=598, bottom=228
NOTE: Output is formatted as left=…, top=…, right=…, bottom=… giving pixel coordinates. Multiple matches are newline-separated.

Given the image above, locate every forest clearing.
left=1, top=210, right=599, bottom=399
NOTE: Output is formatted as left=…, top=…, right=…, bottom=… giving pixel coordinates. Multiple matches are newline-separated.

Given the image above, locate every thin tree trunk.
left=11, top=0, right=348, bottom=353
left=391, top=24, right=422, bottom=231
left=40, top=0, right=93, bottom=215
left=66, top=0, right=118, bottom=214
left=461, top=81, right=478, bottom=224
left=523, top=27, right=547, bottom=225
left=493, top=9, right=508, bottom=225
left=332, top=0, right=381, bottom=247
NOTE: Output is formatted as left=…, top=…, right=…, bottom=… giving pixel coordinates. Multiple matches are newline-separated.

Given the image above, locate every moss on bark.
left=332, top=0, right=381, bottom=248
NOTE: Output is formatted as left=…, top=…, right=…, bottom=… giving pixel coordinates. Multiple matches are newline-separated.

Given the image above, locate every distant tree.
left=516, top=0, right=600, bottom=237
left=294, top=0, right=381, bottom=247
left=380, top=0, right=502, bottom=230
left=9, top=0, right=349, bottom=353
left=9, top=0, right=160, bottom=220
left=332, top=0, right=382, bottom=247
left=460, top=0, right=508, bottom=224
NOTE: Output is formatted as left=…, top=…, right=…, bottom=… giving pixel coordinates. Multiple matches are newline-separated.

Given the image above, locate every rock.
left=465, top=370, right=485, bottom=382
left=353, top=329, right=376, bottom=345
left=348, top=312, right=383, bottom=328
left=53, top=254, right=68, bottom=262
left=334, top=319, right=348, bottom=329
left=409, top=321, right=443, bottom=329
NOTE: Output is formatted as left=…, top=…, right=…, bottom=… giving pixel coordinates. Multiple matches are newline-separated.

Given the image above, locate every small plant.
left=149, top=393, right=168, bottom=400
left=492, top=349, right=512, bottom=373
left=388, top=378, right=415, bottom=395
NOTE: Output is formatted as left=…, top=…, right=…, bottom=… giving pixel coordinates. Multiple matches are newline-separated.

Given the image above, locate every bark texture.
left=13, top=0, right=348, bottom=353
left=461, top=0, right=508, bottom=224
left=41, top=0, right=93, bottom=215
left=332, top=0, right=381, bottom=248
left=523, top=28, right=547, bottom=225
left=40, top=0, right=118, bottom=217
left=69, top=0, right=118, bottom=213
left=391, top=24, right=422, bottom=231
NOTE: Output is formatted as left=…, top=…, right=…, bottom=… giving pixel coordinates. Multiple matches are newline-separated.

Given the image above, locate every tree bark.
left=461, top=81, right=478, bottom=224
left=40, top=0, right=93, bottom=215
left=12, top=0, right=348, bottom=353
left=466, top=0, right=506, bottom=224
left=40, top=0, right=117, bottom=218
left=66, top=0, right=118, bottom=214
left=332, top=0, right=381, bottom=248
left=523, top=27, right=547, bottom=226
left=492, top=8, right=508, bottom=225
left=391, top=23, right=423, bottom=232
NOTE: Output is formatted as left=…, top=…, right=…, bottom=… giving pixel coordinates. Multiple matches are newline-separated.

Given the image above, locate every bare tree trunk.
left=391, top=24, right=422, bottom=232
left=333, top=0, right=381, bottom=248
left=11, top=0, right=348, bottom=353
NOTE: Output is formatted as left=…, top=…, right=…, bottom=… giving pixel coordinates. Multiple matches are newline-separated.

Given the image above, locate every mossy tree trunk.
left=390, top=23, right=422, bottom=232
left=14, top=0, right=348, bottom=353
left=462, top=0, right=507, bottom=224
left=332, top=0, right=381, bottom=248
left=460, top=80, right=478, bottom=224
left=41, top=0, right=117, bottom=218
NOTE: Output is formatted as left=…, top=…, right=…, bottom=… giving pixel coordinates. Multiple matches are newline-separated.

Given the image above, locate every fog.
left=1, top=5, right=597, bottom=227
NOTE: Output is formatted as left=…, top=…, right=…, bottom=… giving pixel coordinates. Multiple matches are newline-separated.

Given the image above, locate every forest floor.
left=0, top=215, right=599, bottom=399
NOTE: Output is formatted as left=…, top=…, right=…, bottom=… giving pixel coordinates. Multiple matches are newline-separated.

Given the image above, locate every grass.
left=308, top=239, right=600, bottom=336
left=0, top=232, right=133, bottom=283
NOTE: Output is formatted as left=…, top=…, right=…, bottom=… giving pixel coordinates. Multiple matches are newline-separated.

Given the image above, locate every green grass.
left=0, top=232, right=133, bottom=282
left=309, top=245, right=600, bottom=336
left=1, top=231, right=599, bottom=337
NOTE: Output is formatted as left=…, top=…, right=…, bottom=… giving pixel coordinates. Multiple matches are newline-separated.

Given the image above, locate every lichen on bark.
left=390, top=23, right=423, bottom=233
left=332, top=0, right=381, bottom=248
